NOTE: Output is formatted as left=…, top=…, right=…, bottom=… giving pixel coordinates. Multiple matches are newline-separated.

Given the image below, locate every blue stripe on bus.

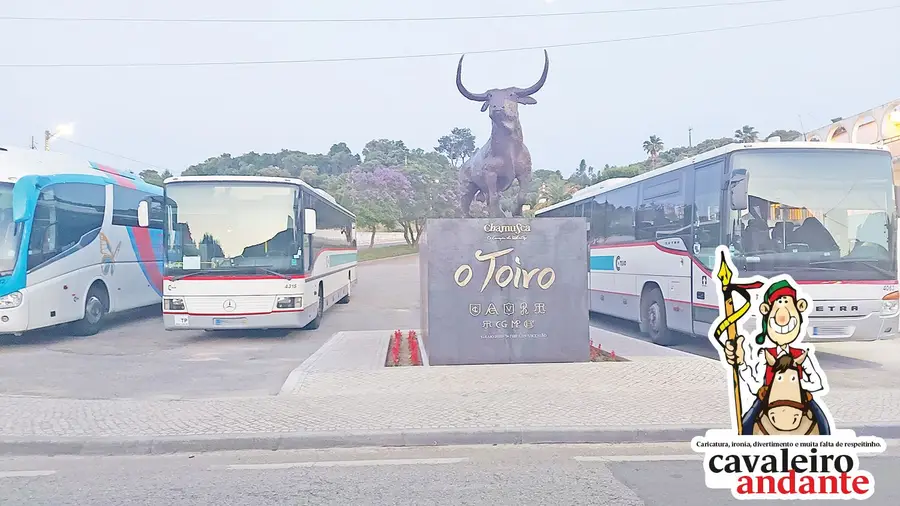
left=590, top=255, right=615, bottom=271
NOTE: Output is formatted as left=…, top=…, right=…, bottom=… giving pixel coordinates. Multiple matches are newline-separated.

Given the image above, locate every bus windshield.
left=0, top=183, right=21, bottom=276
left=163, top=182, right=300, bottom=276
left=730, top=149, right=897, bottom=280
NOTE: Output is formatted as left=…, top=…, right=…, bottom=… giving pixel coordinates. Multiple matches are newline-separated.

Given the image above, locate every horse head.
left=764, top=354, right=812, bottom=432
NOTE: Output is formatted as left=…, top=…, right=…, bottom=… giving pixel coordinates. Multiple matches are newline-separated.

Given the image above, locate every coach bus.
left=0, top=146, right=164, bottom=336
left=536, top=141, right=898, bottom=345
left=155, top=175, right=357, bottom=331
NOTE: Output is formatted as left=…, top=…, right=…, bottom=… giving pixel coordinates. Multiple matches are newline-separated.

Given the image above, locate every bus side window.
left=692, top=163, right=724, bottom=267
left=27, top=182, right=105, bottom=271
left=589, top=197, right=606, bottom=245
left=148, top=198, right=165, bottom=229
left=604, top=186, right=638, bottom=244
left=636, top=172, right=687, bottom=242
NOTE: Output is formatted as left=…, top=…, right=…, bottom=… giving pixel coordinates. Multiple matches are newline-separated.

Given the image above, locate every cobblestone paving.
left=1, top=353, right=897, bottom=438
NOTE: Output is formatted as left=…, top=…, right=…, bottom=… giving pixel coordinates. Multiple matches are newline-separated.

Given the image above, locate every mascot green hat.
left=755, top=280, right=799, bottom=345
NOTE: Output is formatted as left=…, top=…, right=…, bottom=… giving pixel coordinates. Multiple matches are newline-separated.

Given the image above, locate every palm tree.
left=642, top=135, right=664, bottom=161
left=734, top=125, right=759, bottom=143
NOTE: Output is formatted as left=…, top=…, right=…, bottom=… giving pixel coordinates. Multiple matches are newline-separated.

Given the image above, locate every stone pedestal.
left=419, top=218, right=589, bottom=365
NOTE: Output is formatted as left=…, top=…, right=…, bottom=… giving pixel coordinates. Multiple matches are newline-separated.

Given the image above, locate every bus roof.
left=0, top=145, right=161, bottom=194
left=164, top=174, right=356, bottom=218
left=535, top=141, right=891, bottom=215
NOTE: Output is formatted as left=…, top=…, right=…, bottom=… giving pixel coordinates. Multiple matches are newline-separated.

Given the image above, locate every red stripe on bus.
left=163, top=309, right=304, bottom=316
left=93, top=163, right=137, bottom=189
left=162, top=275, right=305, bottom=281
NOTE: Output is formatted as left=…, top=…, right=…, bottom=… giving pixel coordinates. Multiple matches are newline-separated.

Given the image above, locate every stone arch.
left=852, top=114, right=879, bottom=144
left=828, top=124, right=849, bottom=143
left=882, top=101, right=900, bottom=141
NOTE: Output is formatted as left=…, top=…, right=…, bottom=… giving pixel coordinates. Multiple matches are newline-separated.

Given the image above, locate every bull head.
left=456, top=49, right=549, bottom=128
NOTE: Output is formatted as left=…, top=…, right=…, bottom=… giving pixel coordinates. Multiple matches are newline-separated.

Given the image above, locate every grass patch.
left=358, top=243, right=418, bottom=262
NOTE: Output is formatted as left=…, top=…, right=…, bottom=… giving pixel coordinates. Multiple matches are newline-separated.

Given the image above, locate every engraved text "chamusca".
left=483, top=223, right=531, bottom=234
left=454, top=247, right=555, bottom=292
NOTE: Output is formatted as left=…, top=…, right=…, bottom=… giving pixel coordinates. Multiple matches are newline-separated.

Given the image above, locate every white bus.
left=0, top=146, right=165, bottom=336
left=536, top=141, right=898, bottom=345
left=155, top=175, right=357, bottom=331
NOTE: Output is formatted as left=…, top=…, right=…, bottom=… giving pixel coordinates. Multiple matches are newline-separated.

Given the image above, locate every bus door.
left=690, top=159, right=726, bottom=336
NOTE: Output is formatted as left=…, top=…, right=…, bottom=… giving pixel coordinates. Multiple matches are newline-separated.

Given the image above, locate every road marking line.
left=575, top=455, right=702, bottom=462
left=214, top=457, right=469, bottom=471
left=0, top=470, right=56, bottom=478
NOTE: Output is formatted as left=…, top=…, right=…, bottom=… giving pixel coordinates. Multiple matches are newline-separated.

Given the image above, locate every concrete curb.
left=4, top=423, right=900, bottom=457
left=357, top=252, right=418, bottom=264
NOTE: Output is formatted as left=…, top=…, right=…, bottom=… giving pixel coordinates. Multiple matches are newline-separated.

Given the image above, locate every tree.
left=361, top=139, right=409, bottom=169
left=340, top=167, right=412, bottom=248
left=200, top=233, right=224, bottom=258
left=534, top=174, right=572, bottom=210
left=734, top=125, right=759, bottom=143
left=567, top=159, right=595, bottom=188
left=642, top=135, right=664, bottom=162
left=182, top=145, right=361, bottom=181
left=435, top=127, right=477, bottom=167
left=766, top=129, right=803, bottom=142
left=138, top=169, right=173, bottom=187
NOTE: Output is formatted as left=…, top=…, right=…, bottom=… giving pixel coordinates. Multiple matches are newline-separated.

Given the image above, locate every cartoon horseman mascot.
left=723, top=277, right=831, bottom=436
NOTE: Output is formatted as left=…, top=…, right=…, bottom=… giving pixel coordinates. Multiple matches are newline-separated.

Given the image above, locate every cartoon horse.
left=748, top=353, right=830, bottom=436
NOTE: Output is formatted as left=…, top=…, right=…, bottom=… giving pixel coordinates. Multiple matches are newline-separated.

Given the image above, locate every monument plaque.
left=419, top=217, right=589, bottom=365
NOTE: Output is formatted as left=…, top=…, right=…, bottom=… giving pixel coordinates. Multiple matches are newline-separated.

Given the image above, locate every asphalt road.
left=0, top=255, right=418, bottom=400
left=0, top=253, right=896, bottom=399
left=2, top=443, right=898, bottom=505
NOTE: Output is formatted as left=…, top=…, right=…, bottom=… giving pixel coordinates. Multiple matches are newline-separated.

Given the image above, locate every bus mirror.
left=137, top=200, right=150, bottom=227
left=729, top=168, right=749, bottom=211
left=304, top=208, right=317, bottom=234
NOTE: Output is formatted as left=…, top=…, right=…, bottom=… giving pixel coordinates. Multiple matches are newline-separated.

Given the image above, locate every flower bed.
left=590, top=339, right=629, bottom=362
left=385, top=333, right=627, bottom=366
left=385, top=330, right=423, bottom=367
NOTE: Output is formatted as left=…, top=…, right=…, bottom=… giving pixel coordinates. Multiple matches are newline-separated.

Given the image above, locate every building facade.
left=804, top=99, right=900, bottom=179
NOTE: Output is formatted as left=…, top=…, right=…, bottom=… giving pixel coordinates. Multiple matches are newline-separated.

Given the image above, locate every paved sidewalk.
left=1, top=330, right=899, bottom=456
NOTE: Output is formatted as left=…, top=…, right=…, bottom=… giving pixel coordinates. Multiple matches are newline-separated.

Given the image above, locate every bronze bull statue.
left=456, top=50, right=549, bottom=218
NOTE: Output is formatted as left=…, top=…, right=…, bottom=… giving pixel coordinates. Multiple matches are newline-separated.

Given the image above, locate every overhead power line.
left=58, top=138, right=168, bottom=171
left=0, top=0, right=800, bottom=24
left=1, top=4, right=894, bottom=69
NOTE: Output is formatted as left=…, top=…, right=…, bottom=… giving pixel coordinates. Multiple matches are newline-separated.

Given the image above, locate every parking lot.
left=1, top=253, right=897, bottom=399
left=0, top=255, right=418, bottom=400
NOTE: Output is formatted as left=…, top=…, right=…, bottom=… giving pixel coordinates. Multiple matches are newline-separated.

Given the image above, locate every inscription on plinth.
left=419, top=218, right=589, bottom=365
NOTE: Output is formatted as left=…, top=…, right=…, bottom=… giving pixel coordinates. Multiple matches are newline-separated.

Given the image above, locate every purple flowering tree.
left=342, top=167, right=413, bottom=248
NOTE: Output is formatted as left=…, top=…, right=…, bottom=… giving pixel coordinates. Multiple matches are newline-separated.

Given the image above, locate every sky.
left=1, top=0, right=897, bottom=177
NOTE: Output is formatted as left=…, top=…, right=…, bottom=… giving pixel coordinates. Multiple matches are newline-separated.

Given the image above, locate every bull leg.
left=513, top=172, right=532, bottom=217
left=483, top=172, right=504, bottom=218
left=460, top=182, right=479, bottom=218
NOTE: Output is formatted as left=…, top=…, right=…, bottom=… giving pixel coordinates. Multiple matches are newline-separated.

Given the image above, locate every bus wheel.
left=305, top=288, right=324, bottom=330
left=72, top=285, right=108, bottom=336
left=641, top=287, right=675, bottom=346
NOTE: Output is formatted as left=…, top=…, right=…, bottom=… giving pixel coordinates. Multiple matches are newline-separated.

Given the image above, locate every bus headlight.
left=882, top=292, right=899, bottom=316
left=164, top=298, right=185, bottom=311
left=0, top=291, right=22, bottom=309
left=276, top=296, right=296, bottom=309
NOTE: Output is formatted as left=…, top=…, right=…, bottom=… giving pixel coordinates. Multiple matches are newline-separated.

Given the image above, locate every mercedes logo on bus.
left=222, top=299, right=237, bottom=312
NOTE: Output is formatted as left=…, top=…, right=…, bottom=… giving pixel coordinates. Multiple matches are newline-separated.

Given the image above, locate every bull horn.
left=456, top=54, right=487, bottom=102
left=517, top=49, right=549, bottom=96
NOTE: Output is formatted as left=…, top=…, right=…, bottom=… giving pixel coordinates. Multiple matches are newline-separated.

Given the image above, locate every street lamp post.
left=43, top=123, right=74, bottom=151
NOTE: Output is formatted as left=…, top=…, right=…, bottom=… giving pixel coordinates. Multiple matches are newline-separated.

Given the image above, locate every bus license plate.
left=174, top=315, right=190, bottom=326
left=214, top=318, right=247, bottom=327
